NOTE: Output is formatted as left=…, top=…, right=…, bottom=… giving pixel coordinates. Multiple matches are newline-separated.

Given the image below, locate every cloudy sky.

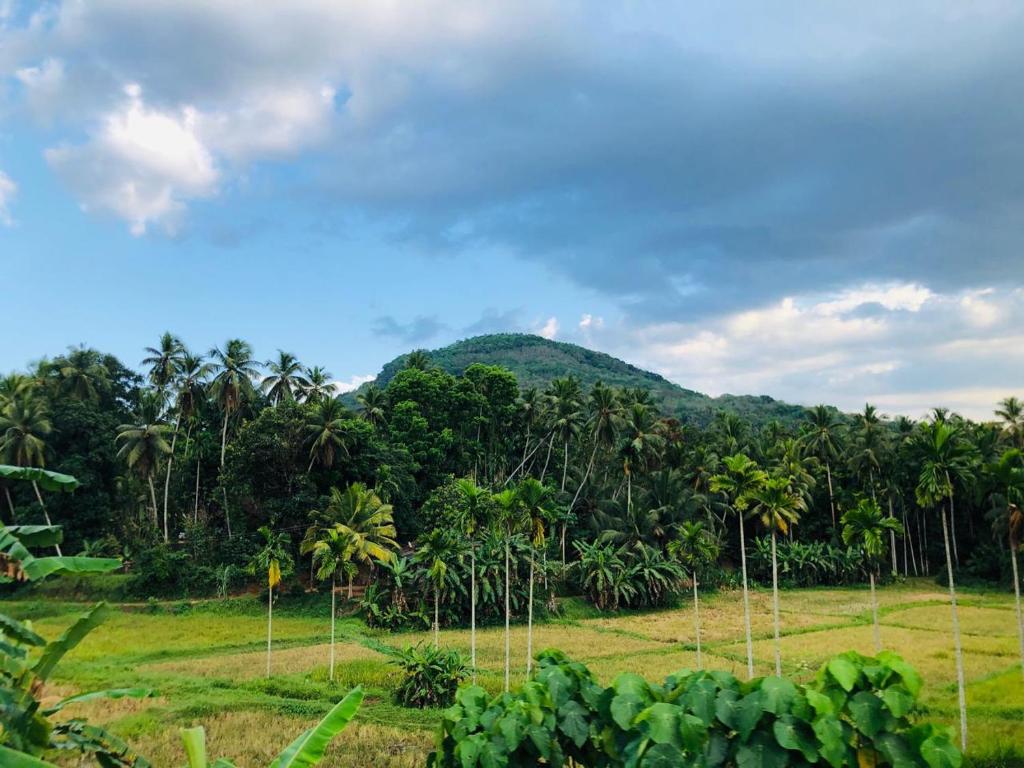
left=2, top=1, right=1022, bottom=418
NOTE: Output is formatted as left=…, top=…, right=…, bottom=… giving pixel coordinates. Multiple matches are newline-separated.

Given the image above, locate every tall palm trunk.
left=504, top=539, right=511, bottom=692
left=945, top=470, right=959, bottom=567
left=1010, top=535, right=1023, bottom=679
left=162, top=411, right=181, bottom=543
left=220, top=410, right=232, bottom=539
left=4, top=486, right=15, bottom=519
left=433, top=583, right=440, bottom=649
left=692, top=570, right=702, bottom=669
left=539, top=436, right=554, bottom=482
left=941, top=508, right=968, bottom=751
left=32, top=481, right=62, bottom=555
left=193, top=455, right=201, bottom=523
left=470, top=543, right=477, bottom=684
left=561, top=439, right=569, bottom=492
left=266, top=586, right=273, bottom=678
left=738, top=514, right=753, bottom=679
left=526, top=547, right=535, bottom=675
left=888, top=497, right=898, bottom=576
left=147, top=475, right=159, bottom=528
left=869, top=570, right=881, bottom=653
left=770, top=529, right=782, bottom=677
left=329, top=575, right=337, bottom=681
left=826, top=461, right=836, bottom=528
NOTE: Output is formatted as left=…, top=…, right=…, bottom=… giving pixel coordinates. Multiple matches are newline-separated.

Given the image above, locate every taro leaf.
left=813, top=715, right=848, bottom=768
left=920, top=734, right=962, bottom=768
left=611, top=693, right=645, bottom=730
left=558, top=700, right=590, bottom=747
left=848, top=691, right=886, bottom=738
left=679, top=713, right=708, bottom=753
left=874, top=733, right=920, bottom=768
left=760, top=677, right=796, bottom=715
left=527, top=724, right=552, bottom=761
left=613, top=672, right=650, bottom=699
left=640, top=742, right=685, bottom=767
left=714, top=689, right=740, bottom=729
left=736, top=730, right=788, bottom=768
left=877, top=652, right=924, bottom=698
left=478, top=740, right=509, bottom=768
left=684, top=679, right=718, bottom=726
left=454, top=733, right=484, bottom=768
left=705, top=731, right=730, bottom=768
left=805, top=689, right=834, bottom=717
left=773, top=714, right=818, bottom=762
left=545, top=667, right=573, bottom=707
left=498, top=712, right=525, bottom=752
left=882, top=685, right=915, bottom=718
left=734, top=690, right=765, bottom=741
left=827, top=657, right=860, bottom=692
left=635, top=702, right=681, bottom=747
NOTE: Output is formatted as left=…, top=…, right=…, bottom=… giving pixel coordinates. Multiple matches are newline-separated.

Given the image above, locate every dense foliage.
left=428, top=649, right=961, bottom=768
left=384, top=643, right=469, bottom=708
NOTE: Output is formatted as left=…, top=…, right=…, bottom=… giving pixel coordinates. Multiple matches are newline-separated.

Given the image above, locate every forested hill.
left=356, top=333, right=808, bottom=426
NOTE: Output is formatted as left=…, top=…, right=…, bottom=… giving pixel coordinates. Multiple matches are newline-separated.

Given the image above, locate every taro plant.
left=383, top=642, right=468, bottom=709
left=428, top=648, right=961, bottom=768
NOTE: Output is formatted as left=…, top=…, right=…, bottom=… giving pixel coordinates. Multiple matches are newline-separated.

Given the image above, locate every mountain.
left=351, top=333, right=809, bottom=426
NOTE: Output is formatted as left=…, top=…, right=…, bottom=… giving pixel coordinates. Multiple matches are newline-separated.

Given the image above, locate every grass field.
left=6, top=578, right=1023, bottom=767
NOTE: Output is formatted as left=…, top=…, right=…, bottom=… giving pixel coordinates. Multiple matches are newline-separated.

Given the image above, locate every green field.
left=7, top=578, right=1023, bottom=767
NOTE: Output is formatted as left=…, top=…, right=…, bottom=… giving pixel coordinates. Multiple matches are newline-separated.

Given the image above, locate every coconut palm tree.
left=262, top=351, right=310, bottom=405
left=800, top=405, right=844, bottom=528
left=916, top=419, right=974, bottom=567
left=619, top=402, right=665, bottom=514
left=356, top=385, right=387, bottom=428
left=46, top=346, right=111, bottom=402
left=249, top=526, right=293, bottom=678
left=209, top=339, right=260, bottom=538
left=996, top=396, right=1024, bottom=448
left=173, top=351, right=212, bottom=524
left=749, top=475, right=804, bottom=676
left=142, top=332, right=184, bottom=393
left=668, top=521, right=719, bottom=669
left=302, top=526, right=354, bottom=681
left=547, top=377, right=583, bottom=492
left=305, top=398, right=353, bottom=472
left=987, top=448, right=1024, bottom=677
left=1009, top=503, right=1024, bottom=680
left=0, top=393, right=60, bottom=551
left=841, top=498, right=904, bottom=652
left=116, top=402, right=172, bottom=534
left=710, top=453, right=766, bottom=679
left=516, top=477, right=552, bottom=675
left=493, top=487, right=523, bottom=691
left=301, top=366, right=335, bottom=404
left=568, top=383, right=621, bottom=541
left=404, top=350, right=432, bottom=370
left=414, top=529, right=461, bottom=649
left=454, top=478, right=490, bottom=683
left=917, top=425, right=969, bottom=751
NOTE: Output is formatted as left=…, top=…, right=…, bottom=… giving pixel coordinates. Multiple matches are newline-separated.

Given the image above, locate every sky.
left=1, top=1, right=1023, bottom=419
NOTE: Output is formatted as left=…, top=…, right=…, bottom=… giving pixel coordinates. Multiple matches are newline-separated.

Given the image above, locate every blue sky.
left=2, top=1, right=1023, bottom=417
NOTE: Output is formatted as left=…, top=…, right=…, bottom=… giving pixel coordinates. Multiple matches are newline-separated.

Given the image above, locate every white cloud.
left=333, top=374, right=375, bottom=394
left=578, top=313, right=603, bottom=331
left=538, top=316, right=559, bottom=340
left=0, top=170, right=15, bottom=225
left=15, top=57, right=66, bottom=118
left=45, top=83, right=218, bottom=235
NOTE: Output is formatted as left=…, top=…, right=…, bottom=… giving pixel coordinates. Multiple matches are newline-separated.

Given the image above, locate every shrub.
left=573, top=540, right=685, bottom=611
left=429, top=649, right=961, bottom=768
left=128, top=544, right=219, bottom=598
left=385, top=642, right=468, bottom=709
left=749, top=537, right=867, bottom=588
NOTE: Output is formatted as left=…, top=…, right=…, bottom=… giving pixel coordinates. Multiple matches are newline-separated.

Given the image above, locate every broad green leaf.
left=827, top=657, right=860, bottom=692
left=0, top=465, right=79, bottom=492
left=611, top=693, right=645, bottom=730
left=455, top=733, right=483, bottom=768
left=557, top=700, right=589, bottom=747
left=759, top=677, right=796, bottom=715
left=882, top=685, right=915, bottom=718
left=877, top=652, right=923, bottom=698
left=32, top=602, right=110, bottom=680
left=635, top=702, right=680, bottom=746
left=773, top=714, right=818, bottom=762
left=270, top=686, right=363, bottom=768
left=0, top=746, right=59, bottom=767
left=805, top=689, right=834, bottom=717
left=734, top=690, right=764, bottom=741
left=0, top=612, right=45, bottom=646
left=813, top=715, right=848, bottom=768
left=920, top=734, right=962, bottom=768
left=1, top=525, right=63, bottom=548
left=45, top=687, right=153, bottom=715
left=181, top=726, right=207, bottom=768
left=21, top=556, right=121, bottom=581
left=849, top=691, right=886, bottom=737
left=875, top=733, right=920, bottom=768
left=683, top=679, right=718, bottom=726
left=736, top=731, right=788, bottom=768
left=613, top=672, right=650, bottom=699
left=714, top=688, right=740, bottom=729
left=640, top=742, right=684, bottom=767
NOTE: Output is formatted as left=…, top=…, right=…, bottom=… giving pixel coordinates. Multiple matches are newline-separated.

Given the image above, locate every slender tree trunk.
left=147, top=475, right=159, bottom=529
left=470, top=543, right=477, bottom=684
left=527, top=548, right=535, bottom=675
left=4, top=486, right=14, bottom=520
left=692, top=569, right=702, bottom=670
left=771, top=529, right=782, bottom=677
left=1010, top=539, right=1023, bottom=680
left=888, top=497, right=898, bottom=577
left=434, top=584, right=440, bottom=649
left=330, top=575, right=336, bottom=681
left=941, top=508, right=968, bottom=751
left=561, top=439, right=569, bottom=492
left=946, top=471, right=959, bottom=567
left=193, top=455, right=201, bottom=524
left=347, top=572, right=353, bottom=599
left=826, top=462, right=836, bottom=528
left=539, top=436, right=554, bottom=483
left=739, top=515, right=753, bottom=679
left=504, top=539, right=511, bottom=692
left=870, top=570, right=881, bottom=653
left=568, top=441, right=600, bottom=518
left=162, top=411, right=181, bottom=543
left=220, top=411, right=232, bottom=539
left=266, top=586, right=273, bottom=678
left=560, top=523, right=567, bottom=566
left=32, top=481, right=62, bottom=555
left=922, top=510, right=929, bottom=574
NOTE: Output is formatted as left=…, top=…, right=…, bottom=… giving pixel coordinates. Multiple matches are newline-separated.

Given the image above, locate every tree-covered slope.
left=356, top=333, right=808, bottom=426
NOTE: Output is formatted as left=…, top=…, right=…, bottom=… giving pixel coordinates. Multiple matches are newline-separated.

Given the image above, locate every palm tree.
left=46, top=346, right=110, bottom=402
left=710, top=453, right=767, bottom=679
left=454, top=478, right=490, bottom=683
left=996, top=396, right=1024, bottom=448
left=916, top=423, right=968, bottom=751
left=302, top=526, right=354, bottom=681
left=142, top=332, right=184, bottom=392
left=116, top=402, right=172, bottom=534
left=493, top=487, right=522, bottom=691
left=619, top=402, right=665, bottom=513
left=841, top=499, right=904, bottom=652
left=669, top=521, right=719, bottom=669
left=249, top=526, right=293, bottom=678
left=404, top=350, right=432, bottom=370
left=301, top=366, right=335, bottom=404
left=305, top=398, right=353, bottom=471
left=414, top=529, right=461, bottom=649
left=1009, top=503, right=1024, bottom=680
left=262, top=351, right=310, bottom=405
left=916, top=419, right=973, bottom=567
left=517, top=477, right=552, bottom=675
left=801, top=405, right=844, bottom=528
left=0, top=393, right=60, bottom=552
left=749, top=475, right=804, bottom=676
left=547, top=377, right=583, bottom=493
left=356, top=385, right=387, bottom=428
left=987, top=448, right=1024, bottom=678
left=173, top=351, right=211, bottom=525
left=209, top=339, right=260, bottom=537
left=568, top=383, right=621, bottom=553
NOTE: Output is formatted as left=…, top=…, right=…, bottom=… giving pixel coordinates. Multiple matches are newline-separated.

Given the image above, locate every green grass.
left=5, top=577, right=1023, bottom=766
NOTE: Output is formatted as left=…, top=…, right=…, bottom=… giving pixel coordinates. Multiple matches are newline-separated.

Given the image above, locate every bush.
left=128, top=544, right=219, bottom=598
left=749, top=537, right=867, bottom=588
left=429, top=649, right=961, bottom=768
left=385, top=642, right=468, bottom=709
left=573, top=540, right=685, bottom=611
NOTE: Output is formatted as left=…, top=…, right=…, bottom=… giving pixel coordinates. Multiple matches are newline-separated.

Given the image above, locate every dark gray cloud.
left=463, top=308, right=526, bottom=336
left=371, top=314, right=445, bottom=344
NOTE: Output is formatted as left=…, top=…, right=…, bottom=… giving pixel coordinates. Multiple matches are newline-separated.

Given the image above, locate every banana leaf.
left=0, top=746, right=59, bottom=767
left=270, top=686, right=363, bottom=768
left=33, top=603, right=110, bottom=680
left=0, top=466, right=79, bottom=493
left=1, top=525, right=64, bottom=548
left=45, top=687, right=153, bottom=715
left=180, top=727, right=237, bottom=768
left=21, top=555, right=121, bottom=581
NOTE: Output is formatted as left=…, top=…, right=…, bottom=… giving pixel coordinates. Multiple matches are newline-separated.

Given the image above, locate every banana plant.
left=180, top=686, right=363, bottom=767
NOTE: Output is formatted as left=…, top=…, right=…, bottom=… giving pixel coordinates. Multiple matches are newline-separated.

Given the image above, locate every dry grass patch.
left=149, top=641, right=381, bottom=680
left=883, top=604, right=1019, bottom=637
